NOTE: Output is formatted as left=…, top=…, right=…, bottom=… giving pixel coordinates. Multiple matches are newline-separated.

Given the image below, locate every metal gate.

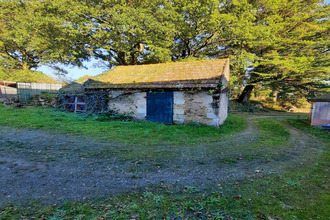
left=146, top=92, right=173, bottom=124
left=17, top=82, right=32, bottom=103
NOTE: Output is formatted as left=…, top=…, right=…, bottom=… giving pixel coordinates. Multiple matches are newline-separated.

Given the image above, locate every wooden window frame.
left=66, top=96, right=86, bottom=113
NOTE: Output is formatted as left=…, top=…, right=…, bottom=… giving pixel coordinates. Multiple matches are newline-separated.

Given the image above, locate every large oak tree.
left=0, top=0, right=90, bottom=73
left=1, top=0, right=328, bottom=102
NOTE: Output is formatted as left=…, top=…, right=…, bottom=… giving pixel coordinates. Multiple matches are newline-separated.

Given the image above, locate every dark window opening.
left=65, top=96, right=86, bottom=113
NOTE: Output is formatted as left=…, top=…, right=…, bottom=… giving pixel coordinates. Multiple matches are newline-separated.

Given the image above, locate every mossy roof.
left=75, top=75, right=94, bottom=84
left=86, top=59, right=229, bottom=89
left=59, top=75, right=97, bottom=94
left=59, top=76, right=93, bottom=94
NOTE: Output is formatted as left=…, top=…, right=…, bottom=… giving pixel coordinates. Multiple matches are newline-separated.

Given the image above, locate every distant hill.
left=0, top=69, right=59, bottom=84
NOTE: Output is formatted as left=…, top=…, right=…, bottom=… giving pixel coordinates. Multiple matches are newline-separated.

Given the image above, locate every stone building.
left=60, top=59, right=230, bottom=127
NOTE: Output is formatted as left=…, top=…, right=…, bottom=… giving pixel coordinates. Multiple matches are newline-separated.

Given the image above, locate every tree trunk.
left=21, top=63, right=31, bottom=70
left=272, top=90, right=278, bottom=102
left=237, top=85, right=254, bottom=103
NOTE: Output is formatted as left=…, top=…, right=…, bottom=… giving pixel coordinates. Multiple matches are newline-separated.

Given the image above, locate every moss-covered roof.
left=87, top=59, right=229, bottom=89
left=75, top=75, right=94, bottom=84
left=59, top=75, right=95, bottom=94
left=59, top=83, right=85, bottom=94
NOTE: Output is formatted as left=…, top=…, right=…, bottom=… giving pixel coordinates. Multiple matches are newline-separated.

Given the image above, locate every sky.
left=37, top=58, right=107, bottom=82
left=38, top=0, right=330, bottom=82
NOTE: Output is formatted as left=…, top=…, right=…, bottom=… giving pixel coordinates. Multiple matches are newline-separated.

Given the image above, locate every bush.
left=92, top=110, right=134, bottom=122
left=229, top=100, right=267, bottom=112
left=31, top=91, right=58, bottom=107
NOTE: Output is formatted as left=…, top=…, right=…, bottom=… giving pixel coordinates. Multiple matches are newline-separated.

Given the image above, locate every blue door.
left=147, top=92, right=173, bottom=124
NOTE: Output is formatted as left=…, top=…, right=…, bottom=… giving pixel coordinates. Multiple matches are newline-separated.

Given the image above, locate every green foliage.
left=230, top=100, right=268, bottom=112
left=0, top=0, right=90, bottom=72
left=78, top=0, right=177, bottom=67
left=1, top=0, right=328, bottom=102
left=56, top=90, right=109, bottom=113
left=31, top=91, right=58, bottom=107
left=225, top=0, right=330, bottom=100
left=171, top=0, right=221, bottom=60
left=93, top=111, right=134, bottom=122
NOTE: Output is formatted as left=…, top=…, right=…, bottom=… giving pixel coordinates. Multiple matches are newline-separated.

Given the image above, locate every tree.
left=217, top=0, right=329, bottom=102
left=1, top=0, right=328, bottom=104
left=170, top=0, right=223, bottom=61
left=0, top=0, right=90, bottom=73
left=77, top=0, right=177, bottom=68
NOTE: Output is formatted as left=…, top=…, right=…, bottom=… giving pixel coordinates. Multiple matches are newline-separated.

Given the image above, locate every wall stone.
left=173, top=91, right=186, bottom=124
left=218, top=91, right=229, bottom=125
left=108, top=89, right=228, bottom=127
left=108, top=90, right=146, bottom=119
left=173, top=90, right=228, bottom=127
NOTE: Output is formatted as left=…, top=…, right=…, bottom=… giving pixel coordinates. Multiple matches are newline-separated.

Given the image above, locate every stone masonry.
left=108, top=90, right=228, bottom=127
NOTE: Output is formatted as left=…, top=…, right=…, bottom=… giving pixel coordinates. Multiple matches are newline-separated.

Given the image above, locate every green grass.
left=287, top=118, right=330, bottom=141
left=254, top=118, right=290, bottom=147
left=228, top=151, right=330, bottom=219
left=217, top=118, right=291, bottom=164
left=0, top=104, right=246, bottom=146
left=1, top=105, right=329, bottom=219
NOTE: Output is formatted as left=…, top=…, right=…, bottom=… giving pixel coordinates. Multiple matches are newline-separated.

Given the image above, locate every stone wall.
left=218, top=90, right=229, bottom=125
left=107, top=89, right=228, bottom=126
left=108, top=90, right=146, bottom=119
left=173, top=90, right=228, bottom=126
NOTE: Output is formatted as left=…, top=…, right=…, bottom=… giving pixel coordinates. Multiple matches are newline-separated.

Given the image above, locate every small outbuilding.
left=309, top=93, right=330, bottom=126
left=60, top=59, right=230, bottom=127
left=0, top=81, right=17, bottom=101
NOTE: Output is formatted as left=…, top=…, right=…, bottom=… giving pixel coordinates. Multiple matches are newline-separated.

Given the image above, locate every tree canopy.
left=0, top=0, right=90, bottom=73
left=0, top=0, right=329, bottom=102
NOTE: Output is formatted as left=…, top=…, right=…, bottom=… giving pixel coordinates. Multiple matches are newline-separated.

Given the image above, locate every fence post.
left=4, top=81, right=7, bottom=99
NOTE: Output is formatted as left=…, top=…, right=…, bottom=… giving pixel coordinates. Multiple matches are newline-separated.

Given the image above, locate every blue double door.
left=147, top=92, right=173, bottom=124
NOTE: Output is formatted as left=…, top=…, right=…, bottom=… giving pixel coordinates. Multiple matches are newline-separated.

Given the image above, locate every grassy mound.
left=0, top=69, right=58, bottom=84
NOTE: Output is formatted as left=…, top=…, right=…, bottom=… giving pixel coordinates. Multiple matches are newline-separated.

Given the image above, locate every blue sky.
left=38, top=0, right=330, bottom=81
left=37, top=58, right=107, bottom=82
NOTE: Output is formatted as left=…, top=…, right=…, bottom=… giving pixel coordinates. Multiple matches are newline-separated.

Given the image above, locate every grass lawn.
left=0, top=104, right=329, bottom=219
left=0, top=104, right=246, bottom=146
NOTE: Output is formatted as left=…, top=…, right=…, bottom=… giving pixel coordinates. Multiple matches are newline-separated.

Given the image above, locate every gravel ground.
left=0, top=116, right=327, bottom=205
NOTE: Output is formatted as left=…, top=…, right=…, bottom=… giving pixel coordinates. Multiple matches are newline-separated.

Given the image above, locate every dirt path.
left=0, top=116, right=327, bottom=205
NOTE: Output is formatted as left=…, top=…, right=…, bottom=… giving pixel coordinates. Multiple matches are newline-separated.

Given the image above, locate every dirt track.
left=0, top=116, right=327, bottom=205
